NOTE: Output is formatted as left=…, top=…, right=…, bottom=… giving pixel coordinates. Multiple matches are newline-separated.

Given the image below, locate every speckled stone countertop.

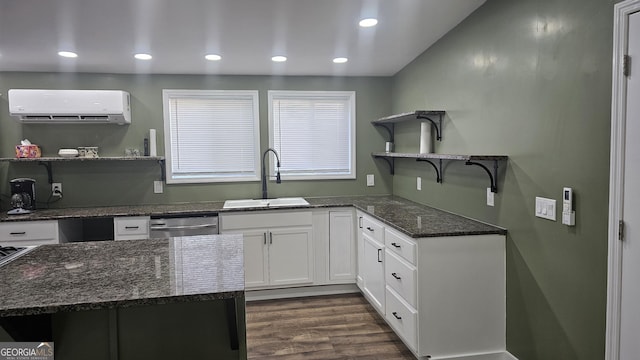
left=0, top=234, right=244, bottom=317
left=0, top=195, right=505, bottom=238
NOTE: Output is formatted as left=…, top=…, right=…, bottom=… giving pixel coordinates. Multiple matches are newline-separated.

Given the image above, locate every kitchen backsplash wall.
left=390, top=0, right=614, bottom=359
left=0, top=73, right=393, bottom=208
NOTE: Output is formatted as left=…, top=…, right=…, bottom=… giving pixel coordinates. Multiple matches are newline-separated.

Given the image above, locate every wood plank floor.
left=245, top=293, right=415, bottom=360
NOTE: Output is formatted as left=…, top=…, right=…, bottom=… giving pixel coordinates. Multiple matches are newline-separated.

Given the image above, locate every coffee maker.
left=8, top=178, right=36, bottom=215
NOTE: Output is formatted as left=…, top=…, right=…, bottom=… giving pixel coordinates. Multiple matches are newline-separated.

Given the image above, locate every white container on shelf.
left=419, top=122, right=433, bottom=153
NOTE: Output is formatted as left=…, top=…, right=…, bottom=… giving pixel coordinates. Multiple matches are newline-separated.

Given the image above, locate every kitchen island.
left=0, top=234, right=245, bottom=360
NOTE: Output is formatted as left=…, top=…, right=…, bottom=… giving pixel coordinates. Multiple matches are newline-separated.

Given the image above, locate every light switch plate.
left=417, top=177, right=422, bottom=191
left=535, top=196, right=556, bottom=221
left=366, top=174, right=375, bottom=187
left=154, top=181, right=164, bottom=194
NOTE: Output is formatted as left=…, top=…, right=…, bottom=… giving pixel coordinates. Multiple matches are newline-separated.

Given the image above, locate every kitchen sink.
left=223, top=197, right=309, bottom=209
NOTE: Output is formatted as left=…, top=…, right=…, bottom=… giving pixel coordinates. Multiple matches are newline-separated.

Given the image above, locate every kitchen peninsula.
left=0, top=234, right=245, bottom=360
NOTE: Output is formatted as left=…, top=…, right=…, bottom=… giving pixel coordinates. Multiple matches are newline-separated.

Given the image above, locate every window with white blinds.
left=162, top=90, right=260, bottom=183
left=268, top=91, right=356, bottom=180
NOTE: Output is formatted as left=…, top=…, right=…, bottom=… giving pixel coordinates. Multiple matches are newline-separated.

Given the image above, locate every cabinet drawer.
left=114, top=216, right=149, bottom=240
left=385, top=287, right=418, bottom=351
left=385, top=227, right=416, bottom=264
left=385, top=250, right=417, bottom=307
left=0, top=221, right=59, bottom=244
left=221, top=211, right=312, bottom=230
left=362, top=215, right=384, bottom=243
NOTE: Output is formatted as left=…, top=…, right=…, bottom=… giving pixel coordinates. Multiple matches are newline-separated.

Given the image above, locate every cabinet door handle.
left=125, top=226, right=139, bottom=230
left=269, top=232, right=273, bottom=244
left=9, top=231, right=26, bottom=236
left=263, top=233, right=267, bottom=245
left=367, top=227, right=374, bottom=232
left=391, top=242, right=401, bottom=248
left=392, top=312, right=402, bottom=320
left=377, top=248, right=382, bottom=263
left=391, top=272, right=401, bottom=280
left=358, top=217, right=363, bottom=229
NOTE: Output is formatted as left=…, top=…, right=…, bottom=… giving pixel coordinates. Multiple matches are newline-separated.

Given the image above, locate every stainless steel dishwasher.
left=149, top=215, right=218, bottom=238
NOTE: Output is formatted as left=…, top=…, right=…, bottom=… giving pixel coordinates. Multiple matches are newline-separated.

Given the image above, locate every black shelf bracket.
left=417, top=113, right=443, bottom=141
left=416, top=158, right=442, bottom=183
left=374, top=123, right=395, bottom=143
left=38, top=161, right=54, bottom=184
left=158, top=159, right=166, bottom=182
left=465, top=160, right=499, bottom=193
left=374, top=156, right=395, bottom=175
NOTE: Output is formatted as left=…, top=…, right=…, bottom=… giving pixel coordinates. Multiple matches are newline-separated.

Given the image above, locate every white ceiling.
left=0, top=0, right=486, bottom=76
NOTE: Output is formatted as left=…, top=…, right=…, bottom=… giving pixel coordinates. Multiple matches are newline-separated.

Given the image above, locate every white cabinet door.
left=329, top=211, right=356, bottom=282
left=268, top=227, right=314, bottom=286
left=356, top=212, right=365, bottom=290
left=363, top=234, right=385, bottom=314
left=242, top=230, right=270, bottom=288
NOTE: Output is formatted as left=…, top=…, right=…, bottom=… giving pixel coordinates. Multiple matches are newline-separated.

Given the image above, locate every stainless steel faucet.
left=261, top=148, right=281, bottom=199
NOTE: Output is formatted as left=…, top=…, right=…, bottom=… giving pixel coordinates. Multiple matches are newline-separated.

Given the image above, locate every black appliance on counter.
left=8, top=178, right=36, bottom=215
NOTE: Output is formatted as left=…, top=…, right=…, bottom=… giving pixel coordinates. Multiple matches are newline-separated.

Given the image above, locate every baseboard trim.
left=245, top=284, right=360, bottom=301
left=429, top=351, right=518, bottom=360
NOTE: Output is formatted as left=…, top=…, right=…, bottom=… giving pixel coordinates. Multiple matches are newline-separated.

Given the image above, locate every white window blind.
left=162, top=90, right=260, bottom=183
left=269, top=91, right=356, bottom=180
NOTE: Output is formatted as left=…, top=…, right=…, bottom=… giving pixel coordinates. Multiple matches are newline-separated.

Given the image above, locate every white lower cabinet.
left=328, top=210, right=356, bottom=282
left=355, top=211, right=365, bottom=290
left=220, top=210, right=314, bottom=290
left=381, top=225, right=506, bottom=359
left=362, top=230, right=385, bottom=315
left=113, top=216, right=150, bottom=240
left=0, top=220, right=60, bottom=245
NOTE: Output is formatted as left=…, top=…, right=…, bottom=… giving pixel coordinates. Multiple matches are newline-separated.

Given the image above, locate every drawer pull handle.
left=392, top=312, right=402, bottom=320
left=359, top=217, right=363, bottom=229
left=9, top=231, right=26, bottom=236
left=391, top=272, right=402, bottom=280
left=269, top=232, right=273, bottom=245
left=391, top=242, right=401, bottom=248
left=366, top=227, right=374, bottom=232
left=263, top=233, right=267, bottom=245
left=125, top=226, right=140, bottom=230
left=377, top=248, right=383, bottom=263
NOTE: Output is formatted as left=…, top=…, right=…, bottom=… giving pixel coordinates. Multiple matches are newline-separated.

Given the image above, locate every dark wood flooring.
left=245, top=293, right=415, bottom=360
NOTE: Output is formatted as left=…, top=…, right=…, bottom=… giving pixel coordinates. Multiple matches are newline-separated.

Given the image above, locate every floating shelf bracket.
left=158, top=159, right=166, bottom=182
left=38, top=161, right=54, bottom=184
left=374, top=155, right=395, bottom=175
left=416, top=158, right=442, bottom=183
left=417, top=113, right=443, bottom=141
left=465, top=160, right=499, bottom=193
left=375, top=123, right=395, bottom=143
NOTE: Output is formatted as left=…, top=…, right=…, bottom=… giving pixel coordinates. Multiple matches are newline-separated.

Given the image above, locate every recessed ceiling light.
left=333, top=57, right=348, bottom=64
left=205, top=54, right=222, bottom=61
left=134, top=53, right=152, bottom=60
left=58, top=51, right=78, bottom=58
left=359, top=18, right=378, bottom=27
left=271, top=56, right=287, bottom=62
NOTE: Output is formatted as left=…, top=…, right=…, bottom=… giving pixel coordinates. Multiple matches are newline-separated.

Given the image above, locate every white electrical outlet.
left=535, top=196, right=556, bottom=221
left=154, top=181, right=164, bottom=194
left=417, top=177, right=422, bottom=191
left=487, top=187, right=494, bottom=206
left=52, top=183, right=62, bottom=197
left=366, top=174, right=375, bottom=187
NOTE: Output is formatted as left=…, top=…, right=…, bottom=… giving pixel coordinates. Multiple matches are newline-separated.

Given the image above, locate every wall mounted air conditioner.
left=8, top=89, right=131, bottom=125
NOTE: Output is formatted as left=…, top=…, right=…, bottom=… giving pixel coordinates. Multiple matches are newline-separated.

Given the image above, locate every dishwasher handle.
left=149, top=223, right=218, bottom=231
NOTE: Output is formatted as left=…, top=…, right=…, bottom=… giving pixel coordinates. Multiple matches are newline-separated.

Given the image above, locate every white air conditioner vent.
left=8, top=89, right=132, bottom=125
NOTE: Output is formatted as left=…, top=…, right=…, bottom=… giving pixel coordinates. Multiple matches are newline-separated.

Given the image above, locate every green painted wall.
left=0, top=73, right=392, bottom=208
left=390, top=0, right=615, bottom=359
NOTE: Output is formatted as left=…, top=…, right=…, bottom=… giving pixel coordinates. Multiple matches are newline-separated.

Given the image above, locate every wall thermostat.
left=562, top=187, right=576, bottom=226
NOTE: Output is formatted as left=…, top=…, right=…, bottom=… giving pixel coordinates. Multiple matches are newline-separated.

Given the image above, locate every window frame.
left=267, top=90, right=356, bottom=181
left=162, top=89, right=261, bottom=184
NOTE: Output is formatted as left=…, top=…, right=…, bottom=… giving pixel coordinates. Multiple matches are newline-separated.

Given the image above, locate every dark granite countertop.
left=0, top=195, right=505, bottom=238
left=0, top=234, right=244, bottom=317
